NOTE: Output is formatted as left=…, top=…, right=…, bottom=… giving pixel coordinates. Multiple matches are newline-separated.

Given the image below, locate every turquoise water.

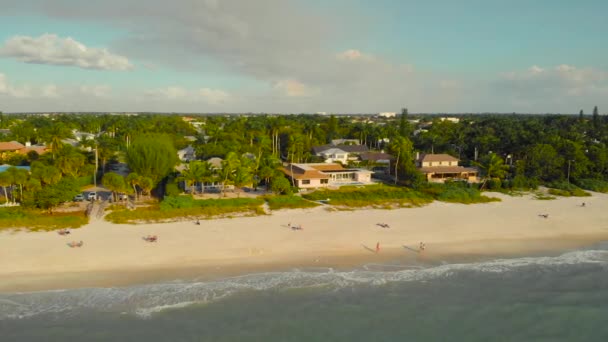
left=2, top=246, right=608, bottom=341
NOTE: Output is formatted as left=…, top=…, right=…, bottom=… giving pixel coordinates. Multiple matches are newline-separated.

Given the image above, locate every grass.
left=105, top=196, right=266, bottom=224
left=0, top=207, right=89, bottom=231
left=575, top=179, right=608, bottom=193
left=420, top=183, right=501, bottom=204
left=547, top=181, right=591, bottom=197
left=301, top=183, right=500, bottom=209
left=265, top=195, right=320, bottom=210
left=533, top=192, right=557, bottom=200
left=302, top=184, right=433, bottom=208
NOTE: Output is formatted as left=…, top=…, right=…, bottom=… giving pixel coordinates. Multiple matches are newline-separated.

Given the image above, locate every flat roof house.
left=416, top=153, right=479, bottom=183
left=282, top=163, right=373, bottom=189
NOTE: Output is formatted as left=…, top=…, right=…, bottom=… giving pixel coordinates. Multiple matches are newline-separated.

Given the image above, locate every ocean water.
left=2, top=246, right=608, bottom=342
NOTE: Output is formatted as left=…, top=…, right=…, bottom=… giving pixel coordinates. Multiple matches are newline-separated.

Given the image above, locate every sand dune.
left=1, top=192, right=607, bottom=292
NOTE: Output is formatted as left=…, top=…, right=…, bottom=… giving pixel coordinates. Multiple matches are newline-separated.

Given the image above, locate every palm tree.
left=6, top=167, right=28, bottom=203
left=178, top=164, right=197, bottom=195
left=388, top=136, right=415, bottom=185
left=219, top=152, right=239, bottom=196
left=0, top=172, right=11, bottom=204
left=474, top=153, right=508, bottom=189
left=40, top=123, right=74, bottom=159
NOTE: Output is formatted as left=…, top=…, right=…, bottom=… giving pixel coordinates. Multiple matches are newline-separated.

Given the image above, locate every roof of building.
left=18, top=146, right=49, bottom=155
left=331, top=139, right=360, bottom=145
left=0, top=141, right=25, bottom=151
left=313, top=144, right=369, bottom=154
left=206, top=157, right=223, bottom=169
left=359, top=152, right=393, bottom=162
left=419, top=153, right=459, bottom=162
left=419, top=166, right=478, bottom=174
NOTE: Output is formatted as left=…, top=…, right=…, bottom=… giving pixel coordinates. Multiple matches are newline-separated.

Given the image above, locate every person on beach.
left=376, top=242, right=380, bottom=253
left=419, top=242, right=426, bottom=252
left=582, top=202, right=586, bottom=207
left=195, top=219, right=200, bottom=225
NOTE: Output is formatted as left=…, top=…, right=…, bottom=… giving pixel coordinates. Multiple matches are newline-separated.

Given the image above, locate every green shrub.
left=107, top=196, right=266, bottom=223
left=0, top=208, right=88, bottom=231
left=547, top=182, right=591, bottom=197
left=303, top=184, right=433, bottom=208
left=575, top=179, right=608, bottom=193
left=265, top=195, right=319, bottom=210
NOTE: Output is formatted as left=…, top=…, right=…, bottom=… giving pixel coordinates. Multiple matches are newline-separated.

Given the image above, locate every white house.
left=378, top=112, right=397, bottom=118
left=282, top=163, right=373, bottom=189
left=312, top=144, right=369, bottom=164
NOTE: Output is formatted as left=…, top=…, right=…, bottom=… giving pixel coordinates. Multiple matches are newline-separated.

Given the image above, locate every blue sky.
left=0, top=0, right=607, bottom=113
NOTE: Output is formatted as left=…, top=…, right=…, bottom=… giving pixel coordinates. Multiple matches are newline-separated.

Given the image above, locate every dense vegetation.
left=0, top=207, right=88, bottom=231
left=0, top=108, right=607, bottom=225
left=105, top=196, right=265, bottom=224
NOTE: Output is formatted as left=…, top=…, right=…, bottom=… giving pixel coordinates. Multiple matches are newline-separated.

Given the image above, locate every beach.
left=1, top=192, right=608, bottom=293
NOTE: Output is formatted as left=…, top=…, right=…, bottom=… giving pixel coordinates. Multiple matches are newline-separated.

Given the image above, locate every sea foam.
left=1, top=249, right=606, bottom=320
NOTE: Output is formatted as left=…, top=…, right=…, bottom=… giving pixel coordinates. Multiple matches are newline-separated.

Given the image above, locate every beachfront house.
left=312, top=144, right=369, bottom=164
left=415, top=153, right=479, bottom=183
left=282, top=163, right=373, bottom=189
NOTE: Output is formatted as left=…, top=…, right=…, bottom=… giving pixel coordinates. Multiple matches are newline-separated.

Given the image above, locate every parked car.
left=87, top=192, right=97, bottom=201
left=73, top=194, right=85, bottom=202
left=118, top=193, right=128, bottom=201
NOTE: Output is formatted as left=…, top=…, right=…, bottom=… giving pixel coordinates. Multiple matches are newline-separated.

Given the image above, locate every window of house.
left=302, top=180, right=311, bottom=185
left=320, top=179, right=329, bottom=184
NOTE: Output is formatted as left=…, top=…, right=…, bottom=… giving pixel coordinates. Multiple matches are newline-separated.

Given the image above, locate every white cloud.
left=145, top=87, right=189, bottom=100
left=273, top=79, right=312, bottom=97
left=0, top=73, right=32, bottom=98
left=199, top=88, right=229, bottom=104
left=0, top=34, right=133, bottom=71
left=41, top=84, right=60, bottom=98
left=336, top=49, right=369, bottom=61
left=144, top=86, right=231, bottom=104
left=79, top=85, right=112, bottom=97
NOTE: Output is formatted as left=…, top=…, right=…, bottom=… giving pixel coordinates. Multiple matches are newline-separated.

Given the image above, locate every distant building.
left=439, top=117, right=460, bottom=123
left=359, top=151, right=393, bottom=165
left=330, top=139, right=359, bottom=145
left=415, top=153, right=478, bottom=183
left=0, top=141, right=49, bottom=157
left=282, top=163, right=373, bottom=188
left=312, top=144, right=369, bottom=164
left=378, top=112, right=397, bottom=118
left=177, top=145, right=196, bottom=162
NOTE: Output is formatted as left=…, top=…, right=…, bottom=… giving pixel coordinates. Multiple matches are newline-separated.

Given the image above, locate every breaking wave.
left=1, top=249, right=607, bottom=320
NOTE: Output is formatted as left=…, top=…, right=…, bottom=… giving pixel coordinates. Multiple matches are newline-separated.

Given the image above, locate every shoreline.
left=2, top=234, right=606, bottom=293
left=2, top=192, right=608, bottom=293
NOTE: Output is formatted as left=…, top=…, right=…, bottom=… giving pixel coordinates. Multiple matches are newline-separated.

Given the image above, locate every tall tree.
left=6, top=167, right=28, bottom=203
left=388, top=136, right=419, bottom=185
left=593, top=105, right=600, bottom=130
left=126, top=172, right=141, bottom=201
left=39, top=123, right=74, bottom=159
left=102, top=172, right=127, bottom=202
left=126, top=134, right=178, bottom=187
left=0, top=172, right=11, bottom=204
left=399, top=108, right=411, bottom=137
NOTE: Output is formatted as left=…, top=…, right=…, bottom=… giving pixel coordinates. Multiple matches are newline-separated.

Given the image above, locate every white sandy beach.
left=1, top=192, right=608, bottom=292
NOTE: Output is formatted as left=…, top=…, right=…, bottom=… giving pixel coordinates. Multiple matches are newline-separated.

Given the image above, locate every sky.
left=0, top=0, right=607, bottom=114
